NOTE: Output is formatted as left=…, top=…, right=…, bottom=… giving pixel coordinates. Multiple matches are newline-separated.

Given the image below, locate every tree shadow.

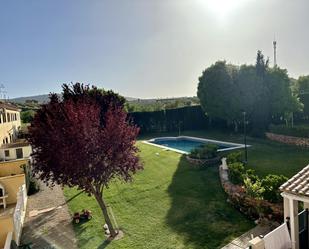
left=165, top=155, right=253, bottom=248
left=97, top=239, right=111, bottom=249
left=21, top=209, right=77, bottom=249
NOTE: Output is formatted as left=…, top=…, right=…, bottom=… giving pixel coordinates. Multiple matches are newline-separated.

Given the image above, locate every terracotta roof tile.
left=280, top=165, right=309, bottom=197
left=0, top=102, right=20, bottom=111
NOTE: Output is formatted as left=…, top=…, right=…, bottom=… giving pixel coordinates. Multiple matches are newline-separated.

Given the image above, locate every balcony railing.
left=13, top=184, right=27, bottom=246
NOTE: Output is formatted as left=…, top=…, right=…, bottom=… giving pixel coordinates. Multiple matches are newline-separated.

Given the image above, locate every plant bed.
left=187, top=143, right=220, bottom=166
left=73, top=209, right=92, bottom=224
left=219, top=155, right=284, bottom=223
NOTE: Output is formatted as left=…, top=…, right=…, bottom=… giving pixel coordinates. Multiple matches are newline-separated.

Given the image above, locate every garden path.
left=221, top=223, right=277, bottom=249
left=20, top=180, right=78, bottom=249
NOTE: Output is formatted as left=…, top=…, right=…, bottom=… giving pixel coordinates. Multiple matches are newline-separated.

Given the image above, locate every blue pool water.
left=150, top=138, right=231, bottom=153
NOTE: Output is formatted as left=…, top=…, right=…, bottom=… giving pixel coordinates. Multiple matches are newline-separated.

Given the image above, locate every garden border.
left=219, top=158, right=283, bottom=222
left=265, top=132, right=309, bottom=147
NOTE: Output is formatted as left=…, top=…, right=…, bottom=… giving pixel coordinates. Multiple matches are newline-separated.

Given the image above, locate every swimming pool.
left=145, top=136, right=248, bottom=154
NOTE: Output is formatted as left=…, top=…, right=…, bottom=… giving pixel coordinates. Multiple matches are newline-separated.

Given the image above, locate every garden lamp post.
left=242, top=111, right=248, bottom=163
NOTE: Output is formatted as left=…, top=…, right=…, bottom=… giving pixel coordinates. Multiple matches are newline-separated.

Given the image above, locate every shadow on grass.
left=165, top=155, right=253, bottom=249
left=97, top=239, right=111, bottom=249
left=63, top=190, right=85, bottom=205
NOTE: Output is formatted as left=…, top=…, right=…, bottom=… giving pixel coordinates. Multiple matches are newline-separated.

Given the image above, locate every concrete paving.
left=21, top=181, right=78, bottom=249
left=221, top=223, right=278, bottom=249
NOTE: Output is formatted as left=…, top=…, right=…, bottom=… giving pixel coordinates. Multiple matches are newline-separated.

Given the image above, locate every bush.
left=21, top=110, right=36, bottom=123
left=228, top=162, right=245, bottom=185
left=226, top=151, right=243, bottom=164
left=243, top=169, right=259, bottom=183
left=189, top=144, right=219, bottom=159
left=261, top=174, right=288, bottom=203
left=28, top=178, right=40, bottom=195
left=244, top=177, right=264, bottom=199
left=269, top=124, right=309, bottom=138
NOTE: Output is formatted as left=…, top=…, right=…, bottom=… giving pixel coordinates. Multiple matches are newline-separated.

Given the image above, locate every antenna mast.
left=273, top=40, right=277, bottom=67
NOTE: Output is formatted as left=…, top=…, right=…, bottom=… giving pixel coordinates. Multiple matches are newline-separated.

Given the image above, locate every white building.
left=0, top=102, right=21, bottom=146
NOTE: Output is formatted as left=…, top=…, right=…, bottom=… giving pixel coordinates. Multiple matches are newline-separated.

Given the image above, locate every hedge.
left=129, top=105, right=227, bottom=133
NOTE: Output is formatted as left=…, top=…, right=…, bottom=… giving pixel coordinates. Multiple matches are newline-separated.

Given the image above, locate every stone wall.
left=186, top=155, right=220, bottom=166
left=265, top=132, right=309, bottom=147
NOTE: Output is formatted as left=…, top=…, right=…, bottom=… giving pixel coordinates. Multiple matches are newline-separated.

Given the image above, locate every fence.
left=129, top=105, right=228, bottom=133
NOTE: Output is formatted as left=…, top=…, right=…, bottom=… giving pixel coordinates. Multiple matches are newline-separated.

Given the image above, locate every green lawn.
left=64, top=129, right=309, bottom=248
left=140, top=129, right=309, bottom=177
left=64, top=142, right=253, bottom=249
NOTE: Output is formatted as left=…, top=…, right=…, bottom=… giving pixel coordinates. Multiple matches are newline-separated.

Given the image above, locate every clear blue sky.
left=1, top=0, right=309, bottom=99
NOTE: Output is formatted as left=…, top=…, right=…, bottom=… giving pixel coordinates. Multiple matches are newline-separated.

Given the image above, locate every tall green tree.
left=197, top=61, right=241, bottom=130
left=250, top=51, right=271, bottom=136
left=236, top=65, right=260, bottom=121
left=297, top=75, right=309, bottom=116
left=197, top=51, right=301, bottom=135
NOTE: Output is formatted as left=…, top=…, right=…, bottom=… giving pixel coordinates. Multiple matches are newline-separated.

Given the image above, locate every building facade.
left=0, top=102, right=21, bottom=146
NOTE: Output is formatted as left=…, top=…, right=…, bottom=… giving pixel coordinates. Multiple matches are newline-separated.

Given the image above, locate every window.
left=15, top=113, right=17, bottom=120
left=16, top=148, right=23, bottom=159
left=7, top=113, right=10, bottom=122
left=5, top=137, right=8, bottom=144
left=3, top=113, right=6, bottom=123
left=4, top=150, right=9, bottom=157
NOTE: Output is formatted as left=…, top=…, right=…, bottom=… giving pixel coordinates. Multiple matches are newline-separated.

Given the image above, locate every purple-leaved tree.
left=28, top=83, right=142, bottom=238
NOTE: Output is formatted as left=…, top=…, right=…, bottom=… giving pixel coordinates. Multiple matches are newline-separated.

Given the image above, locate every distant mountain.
left=11, top=94, right=196, bottom=104
left=11, top=94, right=138, bottom=104
left=11, top=94, right=53, bottom=104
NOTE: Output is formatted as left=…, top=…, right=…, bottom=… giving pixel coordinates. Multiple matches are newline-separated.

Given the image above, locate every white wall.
left=0, top=146, right=32, bottom=161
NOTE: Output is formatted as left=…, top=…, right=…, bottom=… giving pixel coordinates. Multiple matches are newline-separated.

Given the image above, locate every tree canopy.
left=28, top=83, right=142, bottom=238
left=197, top=61, right=240, bottom=127
left=297, top=75, right=309, bottom=116
left=197, top=51, right=301, bottom=135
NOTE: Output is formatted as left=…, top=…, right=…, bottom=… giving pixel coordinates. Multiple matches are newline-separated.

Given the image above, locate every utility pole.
left=0, top=84, right=6, bottom=101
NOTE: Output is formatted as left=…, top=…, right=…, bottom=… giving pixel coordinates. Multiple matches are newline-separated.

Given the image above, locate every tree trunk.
left=93, top=191, right=117, bottom=237
left=234, top=121, right=238, bottom=133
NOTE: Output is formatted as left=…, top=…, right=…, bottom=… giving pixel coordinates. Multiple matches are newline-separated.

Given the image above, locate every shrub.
left=244, top=177, right=264, bottom=199
left=228, top=162, right=245, bottom=185
left=28, top=179, right=40, bottom=195
left=226, top=151, right=243, bottom=164
left=243, top=169, right=259, bottom=183
left=261, top=174, right=288, bottom=203
left=269, top=124, right=309, bottom=138
left=189, top=144, right=219, bottom=159
left=21, top=110, right=36, bottom=124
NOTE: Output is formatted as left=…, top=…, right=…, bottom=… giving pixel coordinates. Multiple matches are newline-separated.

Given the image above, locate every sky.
left=1, top=0, right=309, bottom=99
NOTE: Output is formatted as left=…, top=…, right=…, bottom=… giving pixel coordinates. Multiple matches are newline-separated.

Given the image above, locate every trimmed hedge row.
left=129, top=105, right=227, bottom=133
